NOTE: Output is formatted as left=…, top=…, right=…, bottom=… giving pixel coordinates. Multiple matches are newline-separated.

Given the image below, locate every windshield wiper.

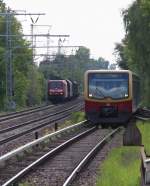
left=95, top=87, right=105, bottom=98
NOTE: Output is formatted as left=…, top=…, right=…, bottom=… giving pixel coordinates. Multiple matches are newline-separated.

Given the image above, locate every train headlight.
left=89, top=94, right=93, bottom=97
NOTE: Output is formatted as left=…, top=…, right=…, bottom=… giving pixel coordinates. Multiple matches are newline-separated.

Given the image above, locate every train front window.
left=88, top=73, right=129, bottom=99
left=49, top=82, right=63, bottom=89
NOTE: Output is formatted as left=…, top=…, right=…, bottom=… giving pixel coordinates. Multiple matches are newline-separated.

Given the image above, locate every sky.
left=4, top=0, right=134, bottom=63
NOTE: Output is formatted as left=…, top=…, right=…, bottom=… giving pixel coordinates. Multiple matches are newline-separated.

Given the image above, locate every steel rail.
left=0, top=113, right=69, bottom=145
left=135, top=116, right=150, bottom=121
left=142, top=107, right=150, bottom=112
left=2, top=126, right=97, bottom=186
left=0, top=104, right=83, bottom=145
left=63, top=127, right=121, bottom=186
left=0, top=103, right=82, bottom=146
left=0, top=98, right=82, bottom=122
left=0, top=103, right=82, bottom=134
left=0, top=120, right=87, bottom=167
left=136, top=108, right=150, bottom=119
left=0, top=104, right=53, bottom=122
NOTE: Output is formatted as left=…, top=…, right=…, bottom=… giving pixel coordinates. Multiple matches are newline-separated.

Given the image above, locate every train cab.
left=84, top=70, right=140, bottom=126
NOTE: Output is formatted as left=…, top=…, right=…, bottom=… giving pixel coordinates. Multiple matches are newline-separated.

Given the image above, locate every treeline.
left=0, top=1, right=45, bottom=110
left=39, top=47, right=110, bottom=92
left=115, top=0, right=150, bottom=106
left=0, top=0, right=110, bottom=110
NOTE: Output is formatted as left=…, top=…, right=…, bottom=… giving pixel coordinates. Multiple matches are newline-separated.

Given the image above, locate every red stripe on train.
left=85, top=100, right=132, bottom=113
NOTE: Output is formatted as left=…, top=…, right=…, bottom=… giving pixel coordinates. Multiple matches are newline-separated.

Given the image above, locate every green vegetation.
left=137, top=121, right=150, bottom=155
left=60, top=111, right=85, bottom=129
left=19, top=182, right=32, bottom=186
left=96, top=147, right=140, bottom=186
left=39, top=48, right=110, bottom=92
left=115, top=0, right=150, bottom=106
left=0, top=1, right=45, bottom=110
left=0, top=0, right=110, bottom=111
left=70, top=111, right=85, bottom=123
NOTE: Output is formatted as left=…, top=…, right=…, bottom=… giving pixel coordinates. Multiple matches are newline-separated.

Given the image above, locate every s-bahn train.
left=48, top=79, right=79, bottom=103
left=84, top=70, right=140, bottom=127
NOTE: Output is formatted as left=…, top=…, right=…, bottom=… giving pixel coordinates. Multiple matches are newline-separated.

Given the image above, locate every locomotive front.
left=48, top=80, right=67, bottom=102
left=84, top=70, right=133, bottom=126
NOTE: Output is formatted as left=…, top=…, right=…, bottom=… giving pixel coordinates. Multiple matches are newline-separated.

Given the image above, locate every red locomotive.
left=84, top=70, right=140, bottom=127
left=48, top=79, right=79, bottom=103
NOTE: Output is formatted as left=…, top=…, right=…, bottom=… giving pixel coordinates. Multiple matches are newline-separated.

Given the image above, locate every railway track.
left=135, top=107, right=150, bottom=121
left=0, top=104, right=54, bottom=122
left=0, top=97, right=82, bottom=128
left=0, top=121, right=122, bottom=186
left=0, top=104, right=79, bottom=134
left=0, top=98, right=83, bottom=155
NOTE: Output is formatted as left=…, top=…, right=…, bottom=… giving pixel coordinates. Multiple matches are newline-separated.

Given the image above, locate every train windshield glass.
left=88, top=73, right=129, bottom=99
left=49, top=82, right=63, bottom=89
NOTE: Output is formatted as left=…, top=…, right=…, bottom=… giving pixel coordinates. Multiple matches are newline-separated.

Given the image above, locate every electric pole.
left=5, top=9, right=13, bottom=109
left=0, top=10, right=45, bottom=110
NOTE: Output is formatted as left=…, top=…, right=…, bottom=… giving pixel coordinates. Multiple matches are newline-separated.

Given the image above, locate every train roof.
left=48, top=79, right=78, bottom=84
left=48, top=80, right=66, bottom=82
left=85, top=70, right=140, bottom=79
left=85, top=69, right=131, bottom=73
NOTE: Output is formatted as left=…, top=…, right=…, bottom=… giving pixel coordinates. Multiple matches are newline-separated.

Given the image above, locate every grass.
left=96, top=147, right=141, bottom=186
left=19, top=182, right=32, bottom=186
left=70, top=111, right=85, bottom=123
left=137, top=121, right=150, bottom=155
left=59, top=111, right=85, bottom=129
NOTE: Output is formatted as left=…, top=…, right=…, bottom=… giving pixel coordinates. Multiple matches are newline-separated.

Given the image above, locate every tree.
left=115, top=0, right=150, bottom=105
left=76, top=47, right=90, bottom=61
left=114, top=42, right=129, bottom=70
left=97, top=57, right=109, bottom=69
left=0, top=1, right=45, bottom=109
left=39, top=47, right=110, bottom=93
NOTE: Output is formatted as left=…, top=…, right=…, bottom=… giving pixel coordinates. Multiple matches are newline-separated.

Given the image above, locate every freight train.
left=48, top=79, right=79, bottom=103
left=84, top=70, right=140, bottom=127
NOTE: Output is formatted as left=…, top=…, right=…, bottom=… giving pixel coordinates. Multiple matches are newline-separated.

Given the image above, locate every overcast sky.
left=4, top=0, right=134, bottom=63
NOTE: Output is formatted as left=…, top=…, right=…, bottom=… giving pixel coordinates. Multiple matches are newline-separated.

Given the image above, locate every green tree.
left=76, top=47, right=90, bottom=61
left=0, top=1, right=45, bottom=109
left=114, top=42, right=129, bottom=70
left=39, top=47, right=110, bottom=93
left=116, top=0, right=150, bottom=105
left=97, top=57, right=109, bottom=69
